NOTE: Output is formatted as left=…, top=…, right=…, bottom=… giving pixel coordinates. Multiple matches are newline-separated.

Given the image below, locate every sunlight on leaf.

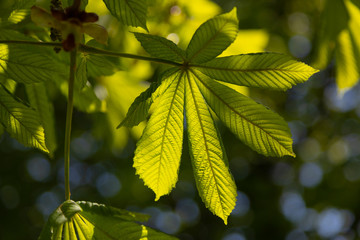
left=335, top=0, right=360, bottom=91
left=0, top=84, right=49, bottom=153
left=134, top=71, right=185, bottom=200
left=193, top=70, right=295, bottom=157
left=195, top=53, right=319, bottom=90
left=186, top=71, right=237, bottom=224
left=186, top=7, right=239, bottom=64
left=26, top=83, right=57, bottom=156
left=39, top=200, right=177, bottom=240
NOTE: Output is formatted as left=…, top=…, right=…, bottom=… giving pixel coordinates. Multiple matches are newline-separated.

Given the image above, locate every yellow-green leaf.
left=0, top=84, right=49, bottom=153
left=134, top=71, right=185, bottom=200
left=335, top=0, right=360, bottom=90
left=119, top=68, right=179, bottom=128
left=38, top=200, right=177, bottom=240
left=193, top=70, right=295, bottom=157
left=185, top=71, right=237, bottom=224
left=186, top=8, right=239, bottom=64
left=195, top=53, right=319, bottom=90
left=26, top=83, right=57, bottom=156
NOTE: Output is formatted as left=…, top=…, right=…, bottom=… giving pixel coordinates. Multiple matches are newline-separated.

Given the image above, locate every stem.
left=79, top=44, right=182, bottom=67
left=0, top=40, right=62, bottom=47
left=64, top=49, right=77, bottom=200
left=0, top=40, right=183, bottom=66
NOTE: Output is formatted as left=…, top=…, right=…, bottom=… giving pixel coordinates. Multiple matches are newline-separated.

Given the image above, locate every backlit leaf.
left=39, top=200, right=177, bottom=240
left=0, top=30, right=67, bottom=84
left=185, top=71, right=237, bottom=224
left=335, top=0, right=360, bottom=90
left=102, top=0, right=148, bottom=31
left=195, top=53, right=319, bottom=90
left=26, top=83, right=57, bottom=156
left=134, top=70, right=185, bottom=200
left=119, top=68, right=179, bottom=128
left=0, top=84, right=48, bottom=153
left=186, top=8, right=238, bottom=64
left=193, top=70, right=295, bottom=157
left=134, top=32, right=186, bottom=62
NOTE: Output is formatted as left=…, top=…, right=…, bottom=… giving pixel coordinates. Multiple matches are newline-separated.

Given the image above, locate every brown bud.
left=62, top=33, right=76, bottom=51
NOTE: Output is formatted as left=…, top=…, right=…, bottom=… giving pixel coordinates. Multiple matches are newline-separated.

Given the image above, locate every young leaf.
left=39, top=200, right=177, bottom=240
left=118, top=68, right=179, bottom=128
left=134, top=71, right=185, bottom=200
left=194, top=53, right=319, bottom=90
left=0, top=84, right=49, bottom=153
left=193, top=70, right=295, bottom=157
left=102, top=0, right=148, bottom=31
left=186, top=7, right=239, bottom=64
left=185, top=72, right=237, bottom=224
left=26, top=83, right=57, bottom=155
left=134, top=32, right=186, bottom=62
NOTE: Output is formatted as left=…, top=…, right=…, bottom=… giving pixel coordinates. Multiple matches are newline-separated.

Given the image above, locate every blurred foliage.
left=1, top=0, right=360, bottom=240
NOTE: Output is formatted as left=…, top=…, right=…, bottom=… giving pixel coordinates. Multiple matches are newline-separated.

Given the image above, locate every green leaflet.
left=0, top=84, right=49, bottom=153
left=86, top=54, right=118, bottom=77
left=185, top=71, right=237, bottom=224
left=134, top=71, right=185, bottom=200
left=82, top=40, right=119, bottom=78
left=0, top=30, right=67, bottom=84
left=103, top=0, right=148, bottom=31
left=193, top=70, right=295, bottom=157
left=39, top=200, right=177, bottom=240
left=186, top=7, right=239, bottom=64
left=118, top=68, right=179, bottom=128
left=335, top=0, right=360, bottom=90
left=26, top=83, right=57, bottom=156
left=134, top=32, right=186, bottom=62
left=194, top=53, right=319, bottom=90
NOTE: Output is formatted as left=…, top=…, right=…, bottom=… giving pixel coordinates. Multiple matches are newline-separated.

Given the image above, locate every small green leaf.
left=134, top=32, right=185, bottom=62
left=0, top=84, right=49, bottom=153
left=26, top=83, right=57, bottom=156
left=185, top=71, right=237, bottom=224
left=193, top=70, right=295, bottom=157
left=186, top=8, right=239, bottom=64
left=195, top=53, right=319, bottom=90
left=39, top=200, right=178, bottom=240
left=134, top=71, right=185, bottom=200
left=118, top=68, right=179, bottom=128
left=103, top=0, right=148, bottom=31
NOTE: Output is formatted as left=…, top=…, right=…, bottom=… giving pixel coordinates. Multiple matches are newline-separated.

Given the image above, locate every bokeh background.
left=1, top=0, right=360, bottom=239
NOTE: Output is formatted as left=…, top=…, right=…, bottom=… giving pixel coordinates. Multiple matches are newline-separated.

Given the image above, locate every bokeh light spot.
left=96, top=173, right=121, bottom=197
left=26, top=156, right=51, bottom=182
left=288, top=35, right=311, bottom=58
left=299, top=162, right=323, bottom=188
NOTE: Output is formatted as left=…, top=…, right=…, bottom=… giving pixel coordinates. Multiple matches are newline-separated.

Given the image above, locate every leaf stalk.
left=64, top=49, right=77, bottom=200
